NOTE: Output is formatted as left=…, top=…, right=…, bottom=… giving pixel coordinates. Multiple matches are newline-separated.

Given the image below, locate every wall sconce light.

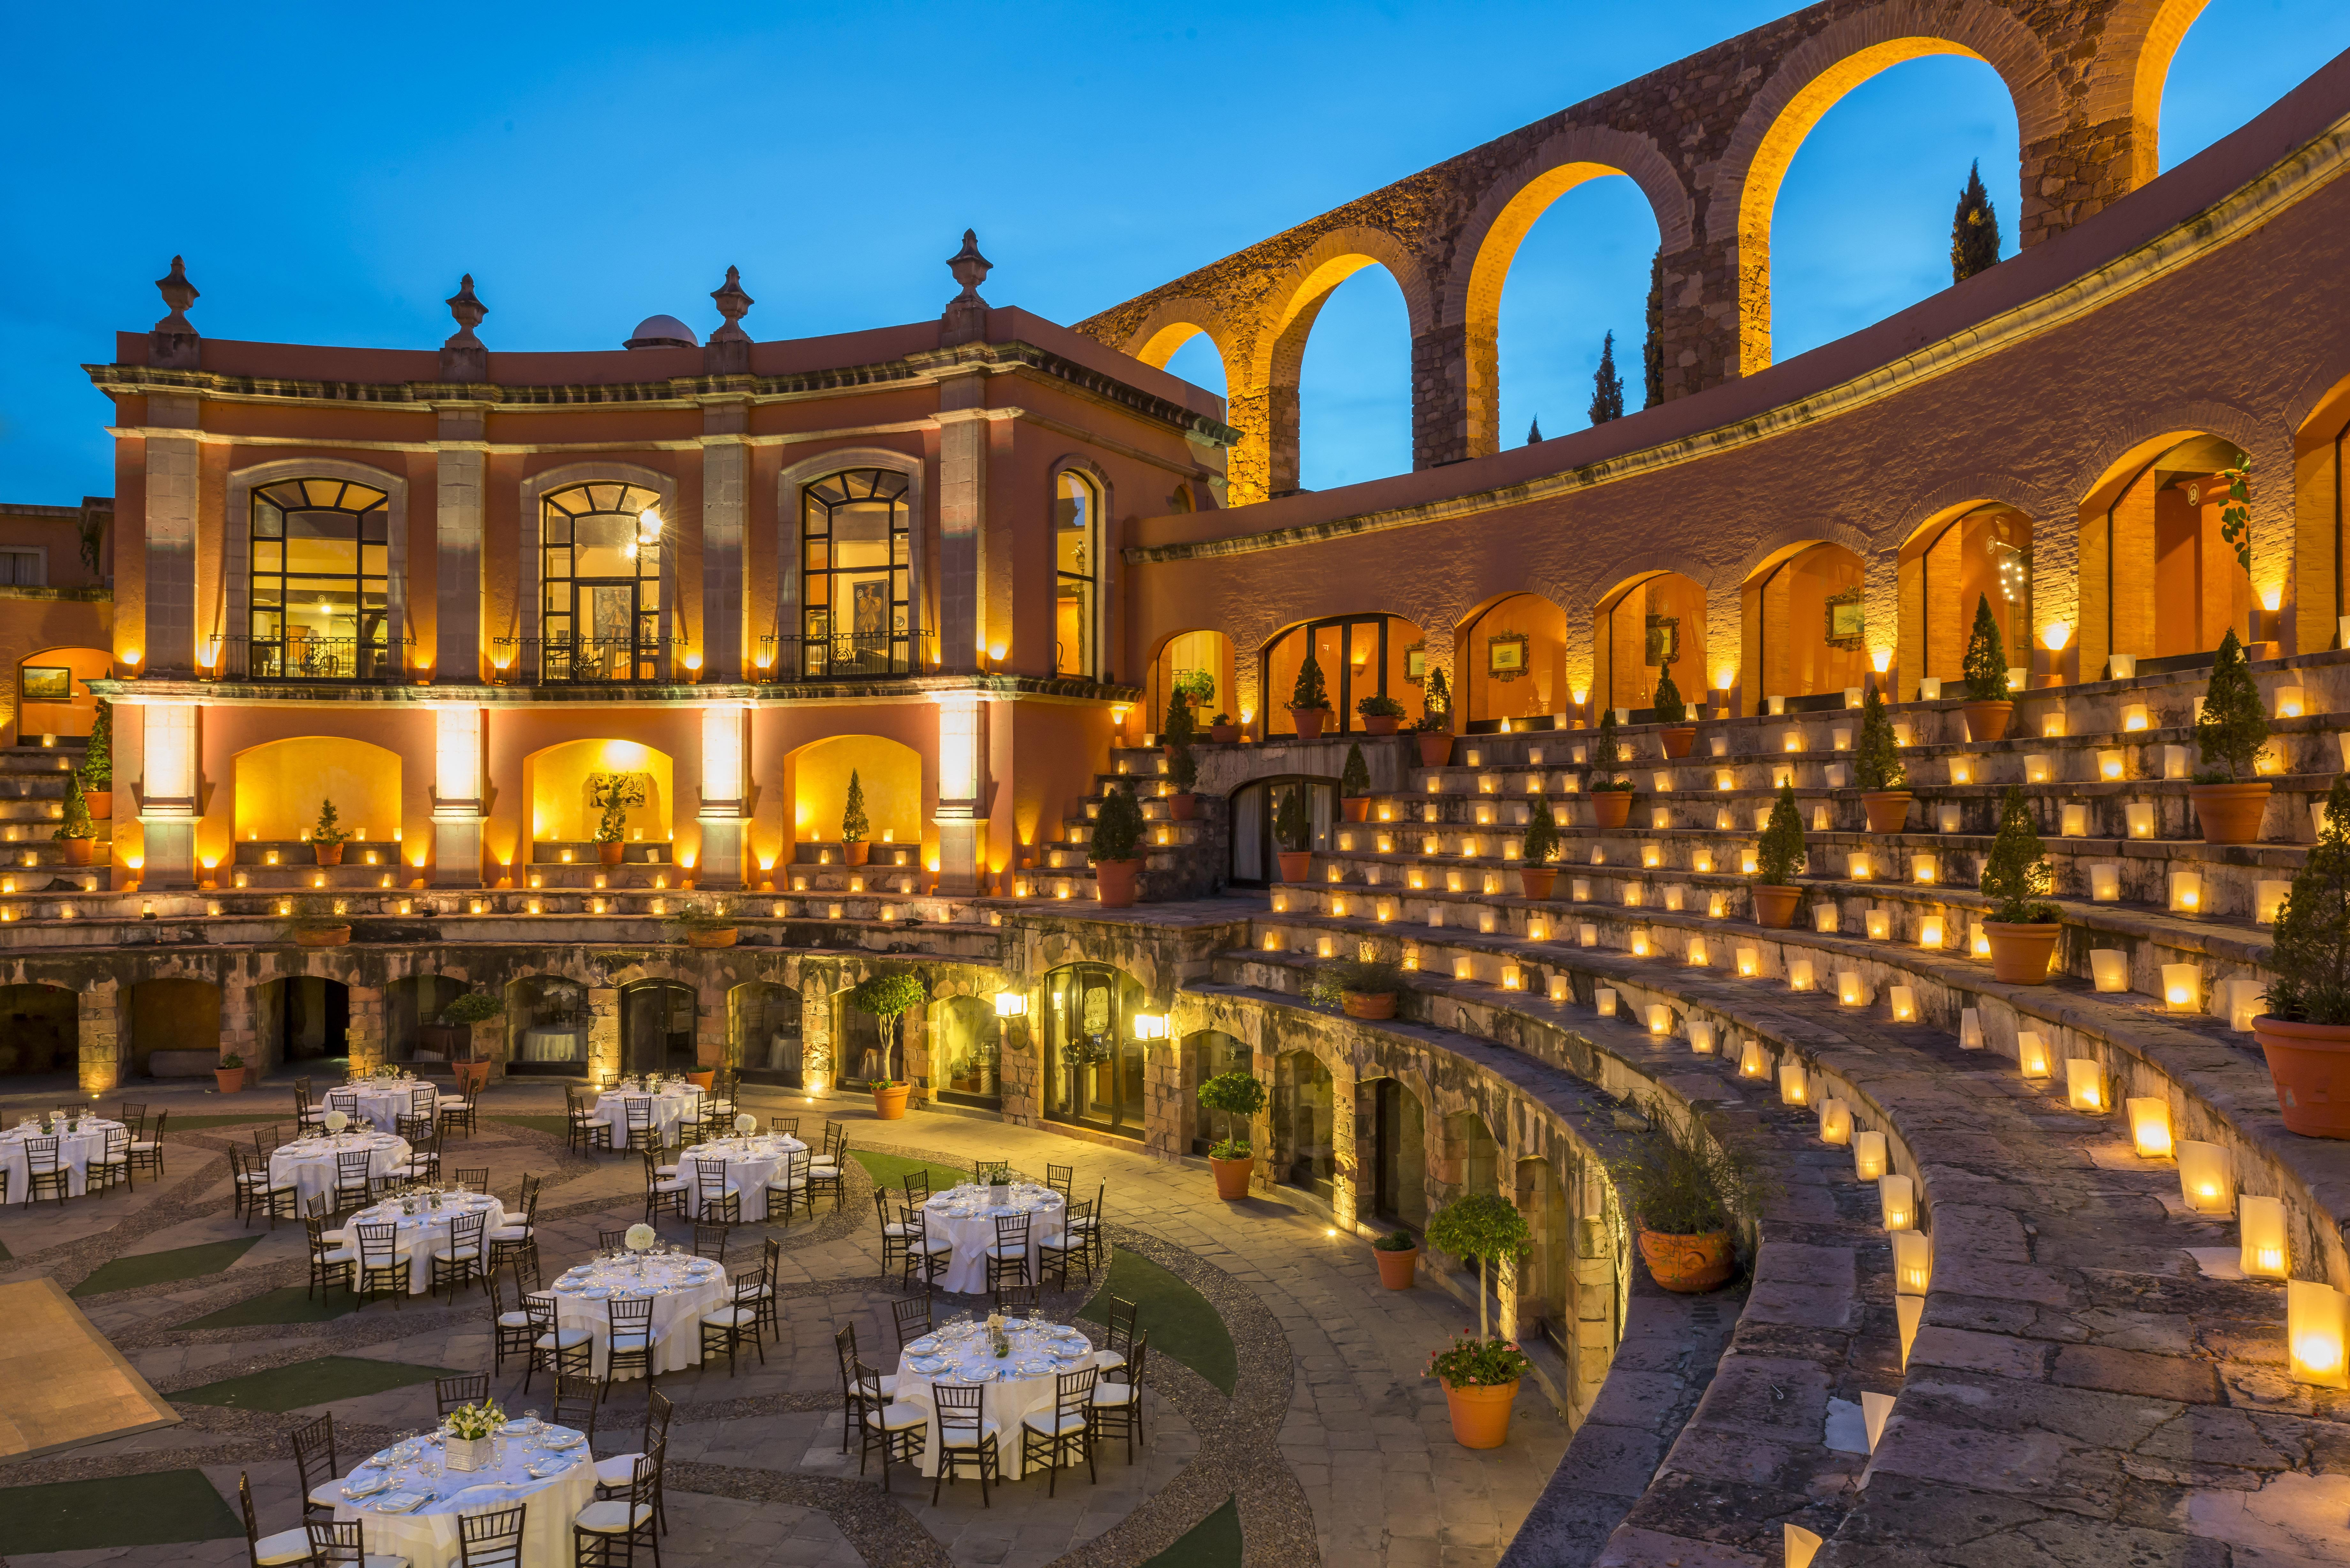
left=1789, top=959, right=1816, bottom=991
left=2017, top=1031, right=2051, bottom=1079
left=2240, top=1194, right=2289, bottom=1280
left=2177, top=1140, right=2233, bottom=1215
left=2090, top=949, right=2129, bottom=991
left=2289, top=1280, right=2350, bottom=1388
left=1779, top=1062, right=1809, bottom=1105
left=1738, top=1038, right=1768, bottom=1078
left=1819, top=1098, right=1851, bottom=1144
left=1879, top=1173, right=1916, bottom=1230
left=1853, top=1130, right=1888, bottom=1181
left=2065, top=1058, right=2106, bottom=1112
left=1594, top=988, right=1617, bottom=1017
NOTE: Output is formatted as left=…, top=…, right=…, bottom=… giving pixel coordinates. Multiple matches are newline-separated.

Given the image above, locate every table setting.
left=546, top=1235, right=730, bottom=1378
left=589, top=1075, right=704, bottom=1150
left=339, top=1185, right=507, bottom=1294
left=331, top=1077, right=436, bottom=1135
left=673, top=1120, right=807, bottom=1221
left=922, top=1178, right=1066, bottom=1294
left=892, top=1312, right=1098, bottom=1477
left=269, top=1120, right=412, bottom=1210
left=0, top=1112, right=123, bottom=1203
left=330, top=1399, right=595, bottom=1568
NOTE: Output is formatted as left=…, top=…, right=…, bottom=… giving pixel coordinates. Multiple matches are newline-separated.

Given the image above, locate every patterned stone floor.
left=0, top=1078, right=1567, bottom=1568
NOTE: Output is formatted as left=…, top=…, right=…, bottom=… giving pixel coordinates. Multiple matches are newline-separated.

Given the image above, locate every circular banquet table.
left=337, top=1191, right=508, bottom=1294
left=328, top=1080, right=438, bottom=1135
left=589, top=1083, right=703, bottom=1150
left=329, top=1421, right=597, bottom=1568
left=0, top=1118, right=124, bottom=1203
left=921, top=1182, right=1066, bottom=1295
left=269, top=1131, right=412, bottom=1211
left=547, top=1253, right=731, bottom=1380
left=892, top=1317, right=1099, bottom=1478
left=673, top=1134, right=808, bottom=1222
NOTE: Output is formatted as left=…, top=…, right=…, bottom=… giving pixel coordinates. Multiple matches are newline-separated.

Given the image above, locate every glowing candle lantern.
left=1578, top=923, right=1597, bottom=947
left=2090, top=950, right=2129, bottom=992
left=2220, top=977, right=2260, bottom=1032
left=1845, top=688, right=1864, bottom=710
left=2168, top=871, right=2202, bottom=913
left=1814, top=904, right=1840, bottom=935
left=1651, top=771, right=1672, bottom=793
left=2088, top=863, right=2122, bottom=902
left=2287, top=1279, right=2350, bottom=1388
left=1650, top=806, right=1673, bottom=831
left=1664, top=887, right=1684, bottom=912
left=1832, top=727, right=1852, bottom=751
left=2176, top=1140, right=2234, bottom=1215
left=1688, top=1021, right=1716, bottom=1054
left=1970, top=921, right=1991, bottom=958
left=1784, top=731, right=1803, bottom=753
left=1912, top=855, right=1936, bottom=885
left=1837, top=970, right=1867, bottom=1007
left=2161, top=744, right=2190, bottom=780
left=1595, top=988, right=1617, bottom=1017
left=1766, top=696, right=1786, bottom=715
left=1445, top=870, right=1465, bottom=894
left=1572, top=878, right=1590, bottom=901
left=2108, top=653, right=2138, bottom=680
left=2025, top=754, right=2052, bottom=784
left=2256, top=880, right=2290, bottom=924
left=1896, top=1295, right=1923, bottom=1369
left=2065, top=1058, right=2106, bottom=1112
left=1889, top=985, right=1917, bottom=1021
left=1853, top=1130, right=1888, bottom=1181
left=1687, top=938, right=1709, bottom=967
left=1502, top=967, right=1524, bottom=992
left=1528, top=916, right=1549, bottom=942
left=1623, top=886, right=1643, bottom=910
left=1646, top=1003, right=1672, bottom=1036
left=1477, top=908, right=1497, bottom=934
left=1819, top=1099, right=1851, bottom=1144
left=1917, top=916, right=1944, bottom=950
left=1789, top=959, right=1816, bottom=991
left=2275, top=685, right=2306, bottom=719
left=1785, top=1525, right=1824, bottom=1568
left=1892, top=720, right=1913, bottom=748
left=1548, top=974, right=1569, bottom=1002
left=1402, top=947, right=1421, bottom=970
left=2122, top=701, right=2149, bottom=731
left=1452, top=955, right=1475, bottom=982
left=1330, top=898, right=1348, bottom=919
left=2111, top=1100, right=2173, bottom=1165
left=2163, top=963, right=2201, bottom=1012
left=1317, top=935, right=1336, bottom=958
left=1694, top=850, right=1713, bottom=874
left=1937, top=803, right=1962, bottom=833
left=1641, top=844, right=1662, bottom=869
left=1742, top=850, right=1759, bottom=874
left=1629, top=930, right=1650, bottom=956
left=2239, top=1195, right=2289, bottom=1280
left=2041, top=714, right=2066, bottom=739
left=1779, top=1062, right=1809, bottom=1105
left=1948, top=755, right=1975, bottom=785
left=1378, top=899, right=1396, bottom=922
left=1813, top=805, right=1832, bottom=832
left=1865, top=908, right=1891, bottom=940
left=2093, top=749, right=2125, bottom=783
left=1738, top=1038, right=1769, bottom=1078
left=1879, top=1173, right=1916, bottom=1230
left=1708, top=892, right=1727, bottom=918
left=2060, top=803, right=2087, bottom=838
left=1893, top=1231, right=1932, bottom=1295
left=2017, top=1031, right=2052, bottom=1078
left=1755, top=804, right=1775, bottom=830
left=1427, top=908, right=1445, bottom=929
left=1715, top=769, right=1735, bottom=791
left=1736, top=946, right=1759, bottom=977
left=1263, top=931, right=1282, bottom=951
left=1918, top=678, right=1943, bottom=700
left=1716, top=807, right=1736, bottom=830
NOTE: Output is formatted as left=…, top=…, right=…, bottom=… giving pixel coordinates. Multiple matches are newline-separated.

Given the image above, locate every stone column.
left=1328, top=1057, right=1360, bottom=1232
left=697, top=991, right=726, bottom=1074
left=434, top=411, right=487, bottom=682
left=588, top=986, right=620, bottom=1081
left=696, top=704, right=748, bottom=888
left=1705, top=578, right=1743, bottom=716
left=931, top=690, right=985, bottom=896
left=76, top=979, right=123, bottom=1094
left=221, top=974, right=261, bottom=1070
left=346, top=980, right=386, bottom=1074
left=700, top=399, right=749, bottom=681
left=137, top=700, right=200, bottom=888
left=1412, top=321, right=1471, bottom=468
left=1865, top=549, right=1901, bottom=697
left=936, top=386, right=987, bottom=675
left=1572, top=1161, right=1619, bottom=1418
left=432, top=706, right=486, bottom=887
left=144, top=395, right=202, bottom=676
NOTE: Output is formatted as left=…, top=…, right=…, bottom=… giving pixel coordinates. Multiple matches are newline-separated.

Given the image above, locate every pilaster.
left=700, top=399, right=750, bottom=681
left=431, top=705, right=485, bottom=886
left=143, top=394, right=201, bottom=676
left=932, top=690, right=986, bottom=895
left=434, top=410, right=488, bottom=681
left=696, top=704, right=748, bottom=889
left=136, top=700, right=199, bottom=888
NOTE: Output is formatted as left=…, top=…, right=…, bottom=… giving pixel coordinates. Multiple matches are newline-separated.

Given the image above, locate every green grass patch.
left=0, top=1468, right=242, bottom=1554
left=1082, top=1248, right=1237, bottom=1394
left=179, top=1285, right=363, bottom=1329
left=489, top=1114, right=572, bottom=1139
left=1144, top=1496, right=1241, bottom=1568
left=851, top=1149, right=978, bottom=1197
left=69, top=1236, right=261, bottom=1298
left=173, top=1354, right=460, bottom=1412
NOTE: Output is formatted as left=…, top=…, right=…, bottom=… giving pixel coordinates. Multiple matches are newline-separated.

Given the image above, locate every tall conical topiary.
left=1961, top=595, right=2009, bottom=701
left=1522, top=795, right=1560, bottom=866
left=1980, top=785, right=2055, bottom=923
left=1950, top=159, right=2001, bottom=282
left=2195, top=628, right=2270, bottom=782
left=1588, top=331, right=1625, bottom=425
left=1853, top=682, right=1906, bottom=792
left=81, top=701, right=111, bottom=787
left=1526, top=416, right=1543, bottom=445
left=1755, top=781, right=1805, bottom=885
left=1652, top=666, right=1686, bottom=725
left=1162, top=684, right=1196, bottom=748
left=1642, top=247, right=1664, bottom=410
left=841, top=770, right=869, bottom=844
left=1291, top=650, right=1329, bottom=713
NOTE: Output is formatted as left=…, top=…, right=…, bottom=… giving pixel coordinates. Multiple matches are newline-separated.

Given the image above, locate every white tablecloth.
left=340, top=1193, right=508, bottom=1293
left=894, top=1319, right=1097, bottom=1478
left=590, top=1086, right=703, bottom=1150
left=328, top=1081, right=437, bottom=1134
left=0, top=1119, right=122, bottom=1203
left=922, top=1184, right=1066, bottom=1294
left=674, top=1135, right=807, bottom=1223
left=547, top=1255, right=730, bottom=1379
left=330, top=1424, right=597, bottom=1568
left=518, top=1028, right=582, bottom=1063
left=269, top=1133, right=412, bottom=1210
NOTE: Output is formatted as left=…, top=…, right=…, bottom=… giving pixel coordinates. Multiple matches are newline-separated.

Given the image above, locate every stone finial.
left=440, top=274, right=489, bottom=381
left=941, top=230, right=992, bottom=347
left=153, top=256, right=199, bottom=334
left=709, top=266, right=754, bottom=342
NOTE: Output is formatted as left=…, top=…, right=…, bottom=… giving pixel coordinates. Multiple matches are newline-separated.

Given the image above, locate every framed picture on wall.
left=1486, top=632, right=1528, bottom=681
left=1644, top=615, right=1679, bottom=668
left=19, top=667, right=71, bottom=702
left=1403, top=642, right=1427, bottom=684
left=1825, top=589, right=1865, bottom=650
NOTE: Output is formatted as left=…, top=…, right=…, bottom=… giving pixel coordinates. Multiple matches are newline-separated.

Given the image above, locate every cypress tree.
left=1526, top=416, right=1543, bottom=445
left=1950, top=160, right=2002, bottom=282
left=1588, top=331, right=1625, bottom=425
left=1642, top=247, right=1664, bottom=409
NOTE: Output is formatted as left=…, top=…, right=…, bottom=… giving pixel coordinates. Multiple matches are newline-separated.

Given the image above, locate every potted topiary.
left=847, top=972, right=925, bottom=1117
left=54, top=774, right=95, bottom=865
left=1588, top=709, right=1636, bottom=829
left=1752, top=780, right=1806, bottom=928
left=2191, top=629, right=2272, bottom=844
left=1413, top=669, right=1454, bottom=768
left=1326, top=956, right=1408, bottom=1020
left=1162, top=686, right=1196, bottom=757
left=1959, top=594, right=2014, bottom=742
left=1209, top=711, right=1239, bottom=744
left=590, top=773, right=642, bottom=866
left=1653, top=661, right=1696, bottom=757
left=2257, top=773, right=2350, bottom=1137
left=81, top=700, right=111, bottom=820
left=1372, top=1228, right=1419, bottom=1290
left=1166, top=741, right=1200, bottom=821
left=1603, top=1095, right=1767, bottom=1293
left=1090, top=782, right=1147, bottom=907
left=1358, top=692, right=1407, bottom=737
left=1274, top=782, right=1312, bottom=883
left=310, top=798, right=352, bottom=866
left=1198, top=1068, right=1267, bottom=1199
left=1980, top=784, right=2061, bottom=983
left=841, top=770, right=871, bottom=867
left=437, top=991, right=503, bottom=1093
left=1423, top=1192, right=1533, bottom=1448
left=283, top=895, right=351, bottom=948
left=1340, top=742, right=1373, bottom=822
left=1853, top=681, right=1910, bottom=833
left=215, top=1050, right=247, bottom=1095
left=665, top=900, right=739, bottom=949
left=1520, top=795, right=1560, bottom=899
left=1289, top=650, right=1333, bottom=740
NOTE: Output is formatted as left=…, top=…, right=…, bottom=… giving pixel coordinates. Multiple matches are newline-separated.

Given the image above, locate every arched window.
left=1055, top=471, right=1098, bottom=678
left=541, top=483, right=663, bottom=682
left=803, top=470, right=913, bottom=676
left=249, top=479, right=389, bottom=679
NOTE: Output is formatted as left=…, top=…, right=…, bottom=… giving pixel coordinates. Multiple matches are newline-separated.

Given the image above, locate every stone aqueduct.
left=1076, top=0, right=2210, bottom=504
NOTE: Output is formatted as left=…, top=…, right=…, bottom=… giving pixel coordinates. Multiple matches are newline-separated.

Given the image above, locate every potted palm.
left=1520, top=795, right=1560, bottom=899
left=847, top=972, right=924, bottom=1117
left=1654, top=662, right=1696, bottom=757
left=1413, top=669, right=1454, bottom=768
left=1752, top=780, right=1806, bottom=928
left=590, top=773, right=642, bottom=866
left=841, top=770, right=871, bottom=867
left=1853, top=682, right=1911, bottom=833
left=1274, top=782, right=1312, bottom=883
left=1340, top=742, right=1372, bottom=822
left=54, top=774, right=95, bottom=865
left=81, top=701, right=111, bottom=820
left=1372, top=1229, right=1419, bottom=1289
left=1604, top=1095, right=1766, bottom=1293
left=1165, top=741, right=1200, bottom=821
left=282, top=896, right=351, bottom=948
left=1325, top=957, right=1408, bottom=1020
left=1588, top=709, right=1635, bottom=829
left=1289, top=651, right=1333, bottom=740
left=1423, top=1192, right=1533, bottom=1448
left=309, top=798, right=352, bottom=866
left=2258, top=774, right=2350, bottom=1137
left=2191, top=629, right=2272, bottom=844
left=1209, top=711, right=1239, bottom=744
left=1198, top=1068, right=1266, bottom=1199
left=666, top=900, right=739, bottom=949
left=1358, top=693, right=1407, bottom=736
left=1959, top=595, right=2014, bottom=742
left=1090, top=782, right=1147, bottom=907
left=1980, top=784, right=2060, bottom=983
left=215, top=1050, right=248, bottom=1095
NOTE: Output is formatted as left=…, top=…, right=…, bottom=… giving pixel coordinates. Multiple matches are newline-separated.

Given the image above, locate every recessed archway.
left=232, top=737, right=403, bottom=849
left=2076, top=432, right=2253, bottom=679
left=1147, top=630, right=1236, bottom=735
left=1459, top=593, right=1570, bottom=731
left=1898, top=504, right=2034, bottom=698
left=789, top=735, right=923, bottom=863
left=1592, top=573, right=1708, bottom=717
left=1740, top=541, right=1869, bottom=711
left=14, top=647, right=109, bottom=744
left=0, top=984, right=77, bottom=1077
left=128, top=978, right=219, bottom=1079
left=523, top=738, right=675, bottom=867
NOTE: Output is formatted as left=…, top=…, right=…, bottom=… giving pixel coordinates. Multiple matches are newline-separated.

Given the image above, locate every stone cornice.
left=84, top=671, right=1142, bottom=708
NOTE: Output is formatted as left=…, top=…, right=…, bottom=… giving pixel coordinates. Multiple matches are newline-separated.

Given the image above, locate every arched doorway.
left=129, top=979, right=219, bottom=1079
left=0, top=984, right=76, bottom=1077
left=1042, top=962, right=1146, bottom=1140
left=386, top=976, right=467, bottom=1066
left=1184, top=1029, right=1251, bottom=1157
left=1259, top=614, right=1425, bottom=737
left=232, top=737, right=403, bottom=851
left=1741, top=541, right=1868, bottom=711
left=257, top=977, right=349, bottom=1068
left=1592, top=572, right=1708, bottom=716
left=930, top=994, right=1002, bottom=1109
left=1229, top=775, right=1337, bottom=886
left=507, top=976, right=588, bottom=1077
left=15, top=648, right=109, bottom=744
left=729, top=982, right=803, bottom=1087
left=1277, top=1050, right=1337, bottom=1200
left=1516, top=1156, right=1572, bottom=1349
left=1899, top=504, right=2033, bottom=699
left=1147, top=631, right=1236, bottom=734
left=1443, top=1110, right=1500, bottom=1203
left=1460, top=593, right=1570, bottom=731
left=1369, top=1077, right=1428, bottom=1228
left=620, top=980, right=695, bottom=1075
left=2078, top=433, right=2253, bottom=680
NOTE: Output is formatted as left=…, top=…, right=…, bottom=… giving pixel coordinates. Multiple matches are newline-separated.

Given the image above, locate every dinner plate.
left=906, top=1335, right=940, bottom=1354
left=374, top=1491, right=431, bottom=1515
left=343, top=1475, right=392, bottom=1499
left=959, top=1366, right=998, bottom=1383
left=578, top=1286, right=613, bottom=1299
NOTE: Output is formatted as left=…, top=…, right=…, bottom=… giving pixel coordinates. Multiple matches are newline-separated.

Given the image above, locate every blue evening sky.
left=1, top=1, right=2342, bottom=502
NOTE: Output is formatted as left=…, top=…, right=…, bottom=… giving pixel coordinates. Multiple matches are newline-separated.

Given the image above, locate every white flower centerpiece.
left=734, top=1113, right=757, bottom=1138
left=323, top=1109, right=350, bottom=1137
left=987, top=1310, right=1010, bottom=1359
left=625, top=1222, right=656, bottom=1275
left=443, top=1398, right=505, bottom=1472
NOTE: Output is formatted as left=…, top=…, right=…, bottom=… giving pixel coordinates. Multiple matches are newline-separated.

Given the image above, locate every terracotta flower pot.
left=214, top=1067, right=246, bottom=1095
left=1519, top=866, right=1556, bottom=899
left=2255, top=1017, right=2350, bottom=1138
left=1341, top=798, right=1370, bottom=823
left=1960, top=699, right=2014, bottom=743
left=1638, top=1227, right=1735, bottom=1292
left=1210, top=724, right=1238, bottom=744
left=1290, top=706, right=1330, bottom=740
left=315, top=842, right=344, bottom=867
left=1209, top=1154, right=1254, bottom=1200
left=295, top=925, right=352, bottom=948
left=1985, top=921, right=2061, bottom=984
left=1590, top=791, right=1633, bottom=829
left=1752, top=884, right=1801, bottom=928
left=686, top=927, right=738, bottom=948
left=1277, top=850, right=1312, bottom=882
left=1861, top=791, right=1914, bottom=834
left=1342, top=991, right=1397, bottom=1020
left=1439, top=1378, right=1519, bottom=1450
left=845, top=841, right=871, bottom=867
left=455, top=1060, right=493, bottom=1095
left=1167, top=793, right=1198, bottom=821
left=688, top=1070, right=715, bottom=1091
left=2190, top=781, right=2272, bottom=845
left=1416, top=734, right=1452, bottom=768
left=1094, top=858, right=1143, bottom=908
left=599, top=840, right=625, bottom=866
left=871, top=1083, right=910, bottom=1119
left=61, top=837, right=93, bottom=865
left=85, top=792, right=111, bottom=821
left=1373, top=1245, right=1418, bottom=1290
left=1660, top=726, right=1696, bottom=758
left=1362, top=714, right=1400, bottom=736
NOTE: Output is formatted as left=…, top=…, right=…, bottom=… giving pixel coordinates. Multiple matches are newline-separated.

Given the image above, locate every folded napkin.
left=526, top=1459, right=575, bottom=1480
left=374, top=1490, right=433, bottom=1514
left=541, top=1432, right=585, bottom=1451
left=341, top=1474, right=393, bottom=1500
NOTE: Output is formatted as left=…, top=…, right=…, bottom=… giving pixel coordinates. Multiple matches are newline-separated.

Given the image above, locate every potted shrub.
left=1289, top=650, right=1333, bottom=740
left=283, top=896, right=351, bottom=948
left=1752, top=781, right=1806, bottom=928
left=1980, top=784, right=2061, bottom=983
left=1090, top=782, right=1147, bottom=907
left=2257, top=774, right=2350, bottom=1137
left=1423, top=1192, right=1533, bottom=1448
left=1372, top=1228, right=1419, bottom=1289
left=1588, top=709, right=1635, bottom=829
left=841, top=770, right=872, bottom=867
left=1198, top=1068, right=1267, bottom=1199
left=847, top=972, right=925, bottom=1117
left=1413, top=669, right=1454, bottom=768
left=1165, top=741, right=1200, bottom=821
left=1853, top=681, right=1911, bottom=833
left=666, top=900, right=739, bottom=949
left=215, top=1051, right=247, bottom=1095
left=81, top=701, right=111, bottom=820
left=1209, top=711, right=1239, bottom=745
left=1603, top=1095, right=1767, bottom=1293
left=438, top=991, right=503, bottom=1092
left=1161, top=686, right=1196, bottom=758
left=54, top=774, right=95, bottom=865
left=1959, top=594, right=2014, bottom=742
left=1358, top=692, right=1407, bottom=737
left=309, top=798, right=352, bottom=866
left=590, top=773, right=643, bottom=866
left=1653, top=663, right=1696, bottom=757
left=1340, top=742, right=1373, bottom=822
left=1326, top=957, right=1408, bottom=1020
left=2191, top=629, right=2272, bottom=844
left=1274, top=781, right=1312, bottom=883
left=1520, top=795, right=1560, bottom=899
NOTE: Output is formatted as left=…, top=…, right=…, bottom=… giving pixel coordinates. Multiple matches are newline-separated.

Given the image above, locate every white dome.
left=624, top=314, right=698, bottom=349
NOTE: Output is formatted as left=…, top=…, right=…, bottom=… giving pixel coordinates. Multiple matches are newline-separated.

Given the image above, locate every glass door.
left=1043, top=963, right=1145, bottom=1139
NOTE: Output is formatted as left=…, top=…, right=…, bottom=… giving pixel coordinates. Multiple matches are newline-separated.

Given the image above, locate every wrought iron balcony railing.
left=490, top=637, right=674, bottom=685
left=753, top=631, right=936, bottom=682
left=206, top=635, right=410, bottom=683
